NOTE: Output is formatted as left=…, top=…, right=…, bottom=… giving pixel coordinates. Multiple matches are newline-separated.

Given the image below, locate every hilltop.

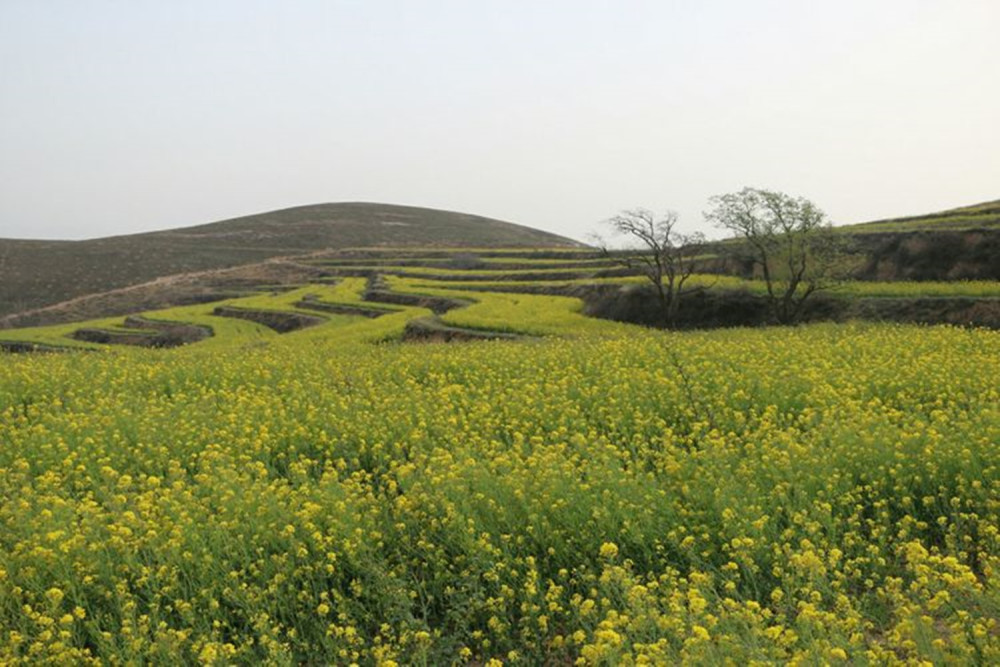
left=0, top=203, right=583, bottom=318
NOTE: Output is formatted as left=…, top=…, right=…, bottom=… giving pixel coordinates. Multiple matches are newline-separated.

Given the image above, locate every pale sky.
left=1, top=0, right=997, bottom=242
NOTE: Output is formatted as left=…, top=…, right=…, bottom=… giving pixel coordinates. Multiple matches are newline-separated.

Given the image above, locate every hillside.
left=838, top=199, right=1000, bottom=234
left=836, top=199, right=1000, bottom=281
left=4, top=197, right=998, bottom=327
left=0, top=203, right=583, bottom=318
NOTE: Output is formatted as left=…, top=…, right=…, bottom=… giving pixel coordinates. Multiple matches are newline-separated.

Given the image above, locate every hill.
left=837, top=199, right=1000, bottom=234
left=3, top=197, right=998, bottom=328
left=0, top=203, right=583, bottom=318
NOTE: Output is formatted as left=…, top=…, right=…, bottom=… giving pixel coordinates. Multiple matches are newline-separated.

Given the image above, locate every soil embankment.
left=852, top=230, right=1000, bottom=281
left=580, top=284, right=1000, bottom=330
left=211, top=306, right=325, bottom=333
left=72, top=316, right=213, bottom=348
left=402, top=318, right=523, bottom=343
left=294, top=295, right=394, bottom=319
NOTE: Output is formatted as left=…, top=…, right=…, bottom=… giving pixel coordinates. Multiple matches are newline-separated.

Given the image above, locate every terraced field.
left=839, top=199, right=1000, bottom=234
left=0, top=249, right=622, bottom=350
left=0, top=203, right=585, bottom=319
left=2, top=247, right=1000, bottom=664
left=4, top=247, right=1000, bottom=352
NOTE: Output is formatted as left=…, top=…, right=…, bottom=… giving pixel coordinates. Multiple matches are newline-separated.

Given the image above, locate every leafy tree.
left=598, top=209, right=707, bottom=327
left=705, top=187, right=842, bottom=324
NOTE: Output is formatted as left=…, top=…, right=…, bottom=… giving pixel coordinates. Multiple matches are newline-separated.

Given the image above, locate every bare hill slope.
left=0, top=203, right=582, bottom=318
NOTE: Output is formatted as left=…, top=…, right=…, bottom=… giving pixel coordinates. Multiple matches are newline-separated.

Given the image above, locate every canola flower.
left=0, top=321, right=998, bottom=664
left=409, top=275, right=1000, bottom=299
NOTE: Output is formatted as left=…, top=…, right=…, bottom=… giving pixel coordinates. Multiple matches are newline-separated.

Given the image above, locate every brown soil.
left=72, top=317, right=212, bottom=348
left=364, top=289, right=470, bottom=315
left=0, top=341, right=69, bottom=354
left=580, top=284, right=1000, bottom=330
left=211, top=306, right=325, bottom=333
left=848, top=297, right=1000, bottom=328
left=853, top=230, right=1000, bottom=281
left=401, top=318, right=523, bottom=343
left=0, top=258, right=330, bottom=330
left=294, top=296, right=394, bottom=319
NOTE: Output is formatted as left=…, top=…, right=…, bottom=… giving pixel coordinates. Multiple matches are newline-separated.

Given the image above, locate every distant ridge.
left=0, top=202, right=583, bottom=318
left=839, top=199, right=1000, bottom=234
left=128, top=202, right=583, bottom=249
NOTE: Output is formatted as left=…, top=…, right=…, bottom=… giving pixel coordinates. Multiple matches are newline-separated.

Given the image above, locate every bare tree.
left=704, top=187, right=843, bottom=324
left=598, top=209, right=707, bottom=327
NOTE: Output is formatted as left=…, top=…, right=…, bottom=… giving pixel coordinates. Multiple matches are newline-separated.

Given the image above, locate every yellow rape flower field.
left=1, top=299, right=999, bottom=663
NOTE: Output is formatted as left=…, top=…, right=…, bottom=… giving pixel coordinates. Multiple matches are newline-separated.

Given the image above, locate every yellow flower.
left=599, top=542, right=619, bottom=559
left=45, top=588, right=64, bottom=607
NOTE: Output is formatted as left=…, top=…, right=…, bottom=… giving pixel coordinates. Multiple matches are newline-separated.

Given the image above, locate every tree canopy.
left=705, top=187, right=842, bottom=324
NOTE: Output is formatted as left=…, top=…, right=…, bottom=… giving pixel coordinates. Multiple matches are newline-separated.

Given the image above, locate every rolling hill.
left=0, top=203, right=583, bottom=318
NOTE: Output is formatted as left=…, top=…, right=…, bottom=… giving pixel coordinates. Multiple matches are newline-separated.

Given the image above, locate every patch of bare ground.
left=294, top=294, right=396, bottom=318
left=579, top=284, right=1000, bottom=330
left=854, top=230, right=1000, bottom=280
left=211, top=306, right=325, bottom=333
left=71, top=316, right=212, bottom=348
left=365, top=289, right=471, bottom=314
left=0, top=258, right=331, bottom=330
left=402, top=318, right=524, bottom=343
left=363, top=277, right=471, bottom=314
left=0, top=202, right=584, bottom=318
left=848, top=297, right=1000, bottom=329
left=0, top=341, right=71, bottom=354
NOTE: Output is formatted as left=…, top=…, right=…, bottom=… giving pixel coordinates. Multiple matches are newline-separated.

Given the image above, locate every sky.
left=1, top=1, right=998, bottom=243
